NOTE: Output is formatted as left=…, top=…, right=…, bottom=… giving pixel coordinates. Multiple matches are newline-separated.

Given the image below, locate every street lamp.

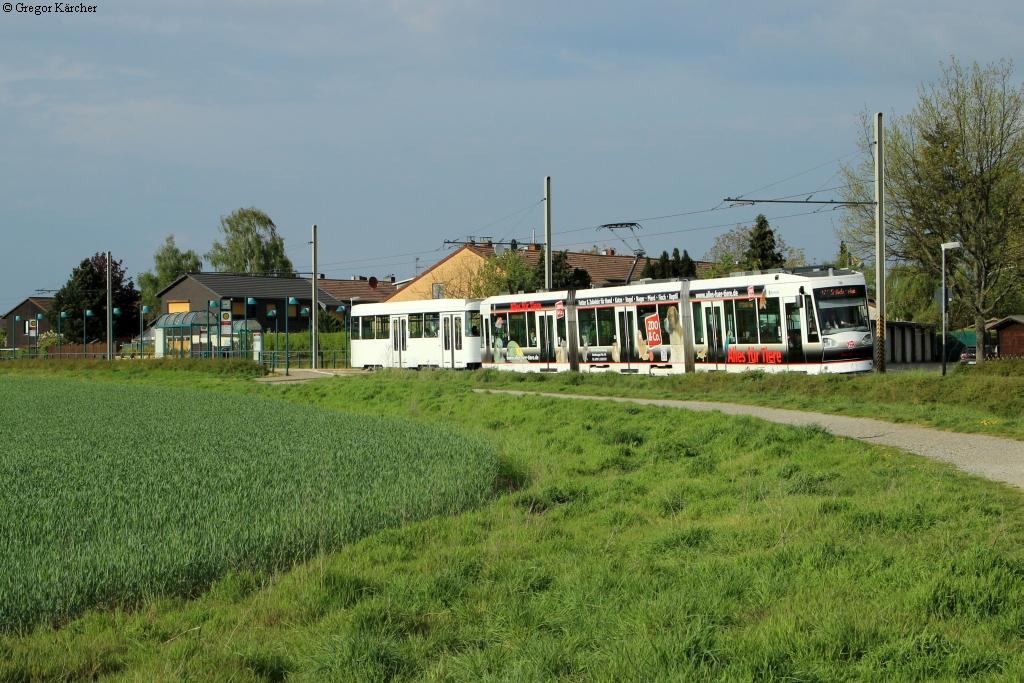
left=285, top=297, right=298, bottom=376
left=267, top=309, right=278, bottom=371
left=207, top=300, right=219, bottom=359
left=83, top=309, right=95, bottom=359
left=139, top=306, right=150, bottom=358
left=941, top=241, right=962, bottom=376
left=58, top=312, right=68, bottom=359
left=335, top=306, right=345, bottom=369
left=243, top=297, right=257, bottom=359
left=13, top=315, right=20, bottom=359
left=347, top=297, right=360, bottom=369
left=35, top=313, right=44, bottom=358
left=111, top=308, right=121, bottom=360
left=301, top=307, right=310, bottom=367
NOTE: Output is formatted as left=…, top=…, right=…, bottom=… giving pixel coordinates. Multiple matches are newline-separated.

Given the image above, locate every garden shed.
left=986, top=316, right=1024, bottom=358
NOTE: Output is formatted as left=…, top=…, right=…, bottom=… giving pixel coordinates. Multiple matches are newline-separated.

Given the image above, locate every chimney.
left=528, top=243, right=540, bottom=251
left=479, top=239, right=492, bottom=247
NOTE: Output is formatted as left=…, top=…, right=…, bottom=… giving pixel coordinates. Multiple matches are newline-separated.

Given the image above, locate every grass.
left=1, top=369, right=1022, bottom=681
left=0, top=376, right=495, bottom=636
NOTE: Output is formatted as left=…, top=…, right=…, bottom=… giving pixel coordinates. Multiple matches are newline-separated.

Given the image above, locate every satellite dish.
left=369, top=277, right=378, bottom=290
left=494, top=243, right=508, bottom=255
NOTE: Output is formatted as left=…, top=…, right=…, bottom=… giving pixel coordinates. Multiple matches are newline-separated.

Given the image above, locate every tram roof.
left=351, top=298, right=482, bottom=316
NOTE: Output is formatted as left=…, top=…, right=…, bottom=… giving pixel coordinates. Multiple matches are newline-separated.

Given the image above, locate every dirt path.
left=474, top=389, right=1024, bottom=489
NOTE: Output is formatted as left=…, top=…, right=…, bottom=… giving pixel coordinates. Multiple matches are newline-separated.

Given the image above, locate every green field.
left=1, top=367, right=1022, bottom=681
left=0, top=376, right=495, bottom=635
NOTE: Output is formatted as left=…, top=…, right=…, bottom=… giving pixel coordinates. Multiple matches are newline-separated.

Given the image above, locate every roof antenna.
left=597, top=222, right=646, bottom=284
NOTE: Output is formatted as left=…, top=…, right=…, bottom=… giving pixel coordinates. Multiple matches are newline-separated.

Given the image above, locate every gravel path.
left=474, top=389, right=1024, bottom=489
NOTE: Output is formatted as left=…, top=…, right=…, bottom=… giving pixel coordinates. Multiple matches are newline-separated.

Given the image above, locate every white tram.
left=480, top=268, right=873, bottom=375
left=350, top=299, right=483, bottom=369
left=350, top=268, right=873, bottom=375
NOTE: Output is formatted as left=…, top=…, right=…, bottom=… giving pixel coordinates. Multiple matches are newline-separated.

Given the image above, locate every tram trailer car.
left=481, top=269, right=873, bottom=375
left=351, top=299, right=483, bottom=369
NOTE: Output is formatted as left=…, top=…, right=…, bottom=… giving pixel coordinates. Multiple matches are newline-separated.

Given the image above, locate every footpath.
left=473, top=389, right=1024, bottom=489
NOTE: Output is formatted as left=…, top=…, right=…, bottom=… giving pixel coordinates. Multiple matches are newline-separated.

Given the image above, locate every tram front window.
left=814, top=286, right=869, bottom=335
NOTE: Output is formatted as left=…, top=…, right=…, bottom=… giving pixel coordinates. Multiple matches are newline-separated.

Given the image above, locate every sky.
left=1, top=0, right=1022, bottom=307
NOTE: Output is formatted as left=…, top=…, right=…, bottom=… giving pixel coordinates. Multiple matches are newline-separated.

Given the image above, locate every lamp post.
left=110, top=308, right=121, bottom=359
left=139, top=306, right=150, bottom=358
left=58, top=312, right=68, bottom=359
left=243, top=298, right=257, bottom=359
left=941, top=241, right=962, bottom=376
left=267, top=309, right=278, bottom=371
left=83, top=309, right=94, bottom=359
left=207, top=300, right=219, bottom=359
left=14, top=315, right=20, bottom=359
left=35, top=314, right=44, bottom=358
left=285, top=297, right=298, bottom=376
left=335, top=306, right=345, bottom=369
left=301, top=307, right=310, bottom=368
left=347, top=297, right=360, bottom=370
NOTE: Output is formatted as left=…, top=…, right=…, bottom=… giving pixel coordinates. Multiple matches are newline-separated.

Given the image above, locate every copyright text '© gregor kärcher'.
left=4, top=3, right=97, bottom=13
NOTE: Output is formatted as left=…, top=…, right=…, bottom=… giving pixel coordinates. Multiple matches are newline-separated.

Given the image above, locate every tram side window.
left=758, top=298, right=782, bottom=344
left=376, top=316, right=391, bottom=339
left=466, top=311, right=481, bottom=337
left=596, top=308, right=616, bottom=345
left=637, top=306, right=657, bottom=344
left=507, top=312, right=529, bottom=347
left=351, top=317, right=359, bottom=340
left=735, top=300, right=759, bottom=344
left=805, top=296, right=819, bottom=342
left=424, top=313, right=440, bottom=338
left=527, top=311, right=538, bottom=346
left=657, top=304, right=681, bottom=346
left=361, top=316, right=374, bottom=339
left=691, top=302, right=704, bottom=344
left=557, top=315, right=566, bottom=343
left=408, top=313, right=423, bottom=338
left=577, top=308, right=597, bottom=346
left=723, top=301, right=737, bottom=344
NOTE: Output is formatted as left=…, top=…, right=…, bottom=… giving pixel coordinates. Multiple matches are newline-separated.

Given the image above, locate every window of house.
left=168, top=301, right=190, bottom=314
left=232, top=301, right=245, bottom=316
left=432, top=283, right=445, bottom=299
left=288, top=304, right=298, bottom=318
left=265, top=302, right=277, bottom=314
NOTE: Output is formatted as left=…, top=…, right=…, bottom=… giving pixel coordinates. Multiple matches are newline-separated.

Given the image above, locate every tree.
left=641, top=248, right=698, bottom=279
left=530, top=249, right=592, bottom=290
left=471, top=250, right=535, bottom=297
left=744, top=214, right=786, bottom=270
left=138, top=235, right=202, bottom=321
left=704, top=221, right=802, bottom=273
left=206, top=208, right=295, bottom=275
left=837, top=58, right=1024, bottom=362
left=47, top=254, right=140, bottom=343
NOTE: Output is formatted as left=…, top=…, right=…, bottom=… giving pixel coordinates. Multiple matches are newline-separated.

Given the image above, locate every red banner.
left=645, top=314, right=662, bottom=349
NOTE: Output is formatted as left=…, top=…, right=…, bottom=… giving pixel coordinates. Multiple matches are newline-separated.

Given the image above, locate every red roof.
left=316, top=278, right=398, bottom=304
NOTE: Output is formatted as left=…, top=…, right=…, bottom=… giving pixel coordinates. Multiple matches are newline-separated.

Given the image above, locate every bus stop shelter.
left=152, top=311, right=219, bottom=358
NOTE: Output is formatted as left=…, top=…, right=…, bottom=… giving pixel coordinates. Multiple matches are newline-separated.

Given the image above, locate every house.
left=986, top=316, right=1024, bottom=357
left=386, top=241, right=711, bottom=303
left=2, top=298, right=53, bottom=349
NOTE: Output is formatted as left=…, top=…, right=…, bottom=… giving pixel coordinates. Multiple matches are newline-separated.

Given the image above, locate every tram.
left=481, top=268, right=872, bottom=374
left=350, top=268, right=873, bottom=374
left=350, top=298, right=483, bottom=369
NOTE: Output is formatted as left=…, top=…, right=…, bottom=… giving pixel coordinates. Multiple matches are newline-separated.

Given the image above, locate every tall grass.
left=0, top=376, right=495, bottom=634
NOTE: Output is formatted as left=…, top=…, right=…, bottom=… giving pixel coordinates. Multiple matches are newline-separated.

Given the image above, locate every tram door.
left=617, top=308, right=638, bottom=372
left=701, top=302, right=725, bottom=369
left=784, top=300, right=805, bottom=368
left=538, top=313, right=557, bottom=370
left=441, top=315, right=454, bottom=368
left=391, top=316, right=407, bottom=368
left=453, top=315, right=463, bottom=367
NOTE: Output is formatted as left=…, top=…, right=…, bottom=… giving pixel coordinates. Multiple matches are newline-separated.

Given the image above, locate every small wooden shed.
left=987, top=316, right=1024, bottom=358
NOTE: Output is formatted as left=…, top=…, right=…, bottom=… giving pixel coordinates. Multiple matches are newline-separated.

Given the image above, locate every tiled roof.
left=317, top=278, right=398, bottom=304
left=156, top=273, right=342, bottom=307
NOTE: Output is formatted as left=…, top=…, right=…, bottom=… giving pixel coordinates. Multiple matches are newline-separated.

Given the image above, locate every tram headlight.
left=822, top=337, right=837, bottom=348
left=861, top=334, right=873, bottom=346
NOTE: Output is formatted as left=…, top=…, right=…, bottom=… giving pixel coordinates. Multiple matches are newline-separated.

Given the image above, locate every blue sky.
left=1, top=1, right=1021, bottom=305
